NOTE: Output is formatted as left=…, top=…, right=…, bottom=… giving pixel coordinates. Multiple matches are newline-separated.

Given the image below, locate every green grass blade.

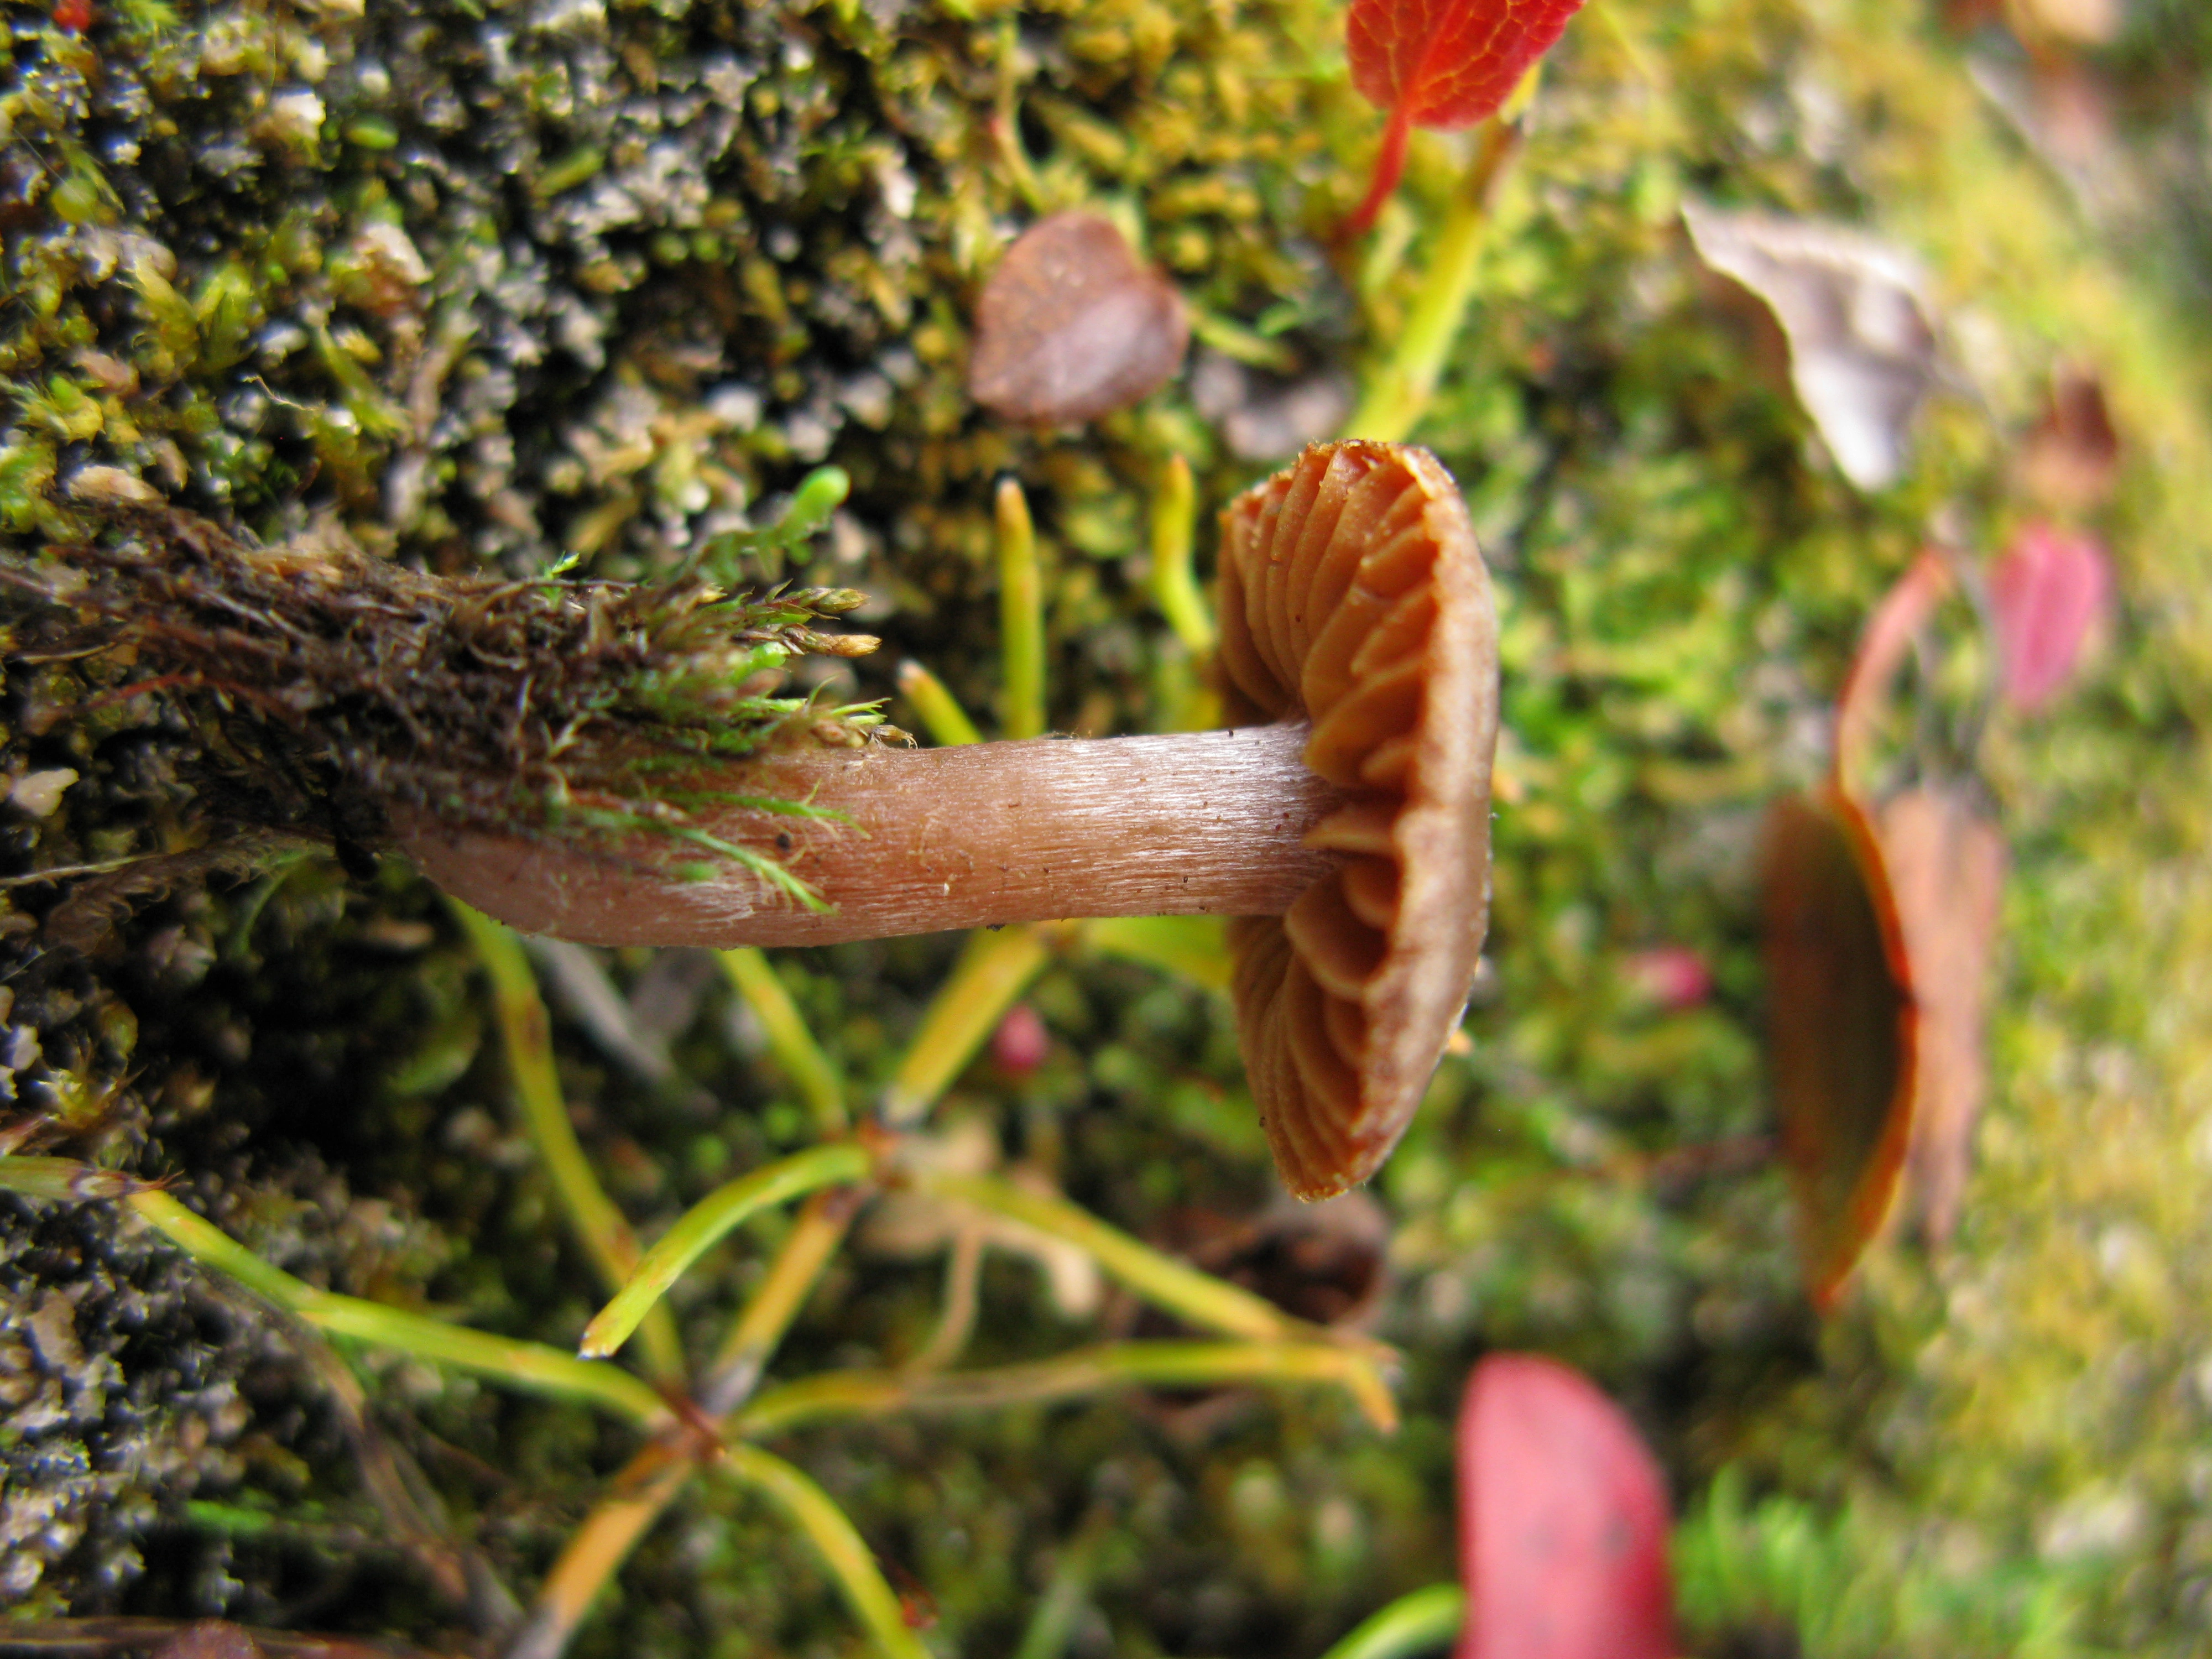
left=1316, top=1584, right=1465, bottom=1659
left=719, top=1443, right=933, bottom=1659
left=581, top=1143, right=873, bottom=1359
left=895, top=659, right=983, bottom=747
left=448, top=900, right=687, bottom=1382
left=127, top=1191, right=670, bottom=1427
left=997, top=476, right=1046, bottom=740
left=879, top=926, right=1052, bottom=1126
left=910, top=1170, right=1296, bottom=1342
left=718, top=948, right=847, bottom=1134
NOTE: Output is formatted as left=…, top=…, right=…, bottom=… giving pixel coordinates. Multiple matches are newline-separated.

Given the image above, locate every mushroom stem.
left=401, top=722, right=1346, bottom=948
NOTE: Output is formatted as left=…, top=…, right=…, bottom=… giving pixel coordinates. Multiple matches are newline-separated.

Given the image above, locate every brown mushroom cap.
left=1216, top=441, right=1499, bottom=1200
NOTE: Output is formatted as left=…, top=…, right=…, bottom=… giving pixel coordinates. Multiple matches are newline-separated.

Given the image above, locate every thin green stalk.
left=127, top=1191, right=670, bottom=1428
left=448, top=900, right=686, bottom=1383
left=1011, top=1511, right=1111, bottom=1659
left=895, top=659, right=983, bottom=748
left=1316, top=1584, right=1465, bottom=1659
left=0, top=1154, right=144, bottom=1202
left=515, top=1192, right=865, bottom=1659
left=1343, top=118, right=1521, bottom=444
left=878, top=925, right=1052, bottom=1126
left=1148, top=453, right=1213, bottom=655
left=581, top=1144, right=873, bottom=1359
left=717, top=1443, right=933, bottom=1659
left=718, top=947, right=847, bottom=1135
left=997, top=476, right=1046, bottom=740
left=737, top=1339, right=1398, bottom=1436
left=704, top=1187, right=863, bottom=1406
left=909, top=1170, right=1297, bottom=1343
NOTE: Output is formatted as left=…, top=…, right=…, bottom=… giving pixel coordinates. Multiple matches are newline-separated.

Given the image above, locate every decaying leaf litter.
left=6, top=0, right=2212, bottom=1656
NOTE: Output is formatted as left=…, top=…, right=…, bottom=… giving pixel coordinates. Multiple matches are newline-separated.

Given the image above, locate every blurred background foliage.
left=4, top=0, right=2212, bottom=1654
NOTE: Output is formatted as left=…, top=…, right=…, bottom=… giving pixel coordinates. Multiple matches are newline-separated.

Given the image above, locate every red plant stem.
left=400, top=722, right=1346, bottom=947
left=1342, top=103, right=1415, bottom=241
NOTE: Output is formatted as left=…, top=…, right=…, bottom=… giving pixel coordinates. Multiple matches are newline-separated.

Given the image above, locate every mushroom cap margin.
left=1217, top=441, right=1500, bottom=1199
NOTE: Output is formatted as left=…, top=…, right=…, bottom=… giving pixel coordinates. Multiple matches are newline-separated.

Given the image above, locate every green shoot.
left=447, top=901, right=687, bottom=1383
left=738, top=1339, right=1399, bottom=1437
left=688, top=465, right=852, bottom=586
left=1342, top=117, right=1522, bottom=444
left=123, top=1187, right=671, bottom=1428
left=878, top=926, right=1053, bottom=1126
left=717, top=1444, right=935, bottom=1659
left=719, top=948, right=849, bottom=1134
left=1314, top=1584, right=1466, bottom=1659
left=908, top=1170, right=1303, bottom=1344
left=581, top=1143, right=873, bottom=1359
left=1147, top=453, right=1215, bottom=656
left=997, top=477, right=1047, bottom=740
left=896, top=659, right=984, bottom=747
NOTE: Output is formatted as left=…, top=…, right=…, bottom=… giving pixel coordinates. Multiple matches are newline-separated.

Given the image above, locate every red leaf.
left=1762, top=788, right=1917, bottom=1310
left=1342, top=0, right=1586, bottom=234
left=1987, top=522, right=2110, bottom=712
left=1456, top=1354, right=1675, bottom=1659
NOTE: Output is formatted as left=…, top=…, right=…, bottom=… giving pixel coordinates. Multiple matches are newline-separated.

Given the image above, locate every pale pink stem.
left=401, top=722, right=1344, bottom=947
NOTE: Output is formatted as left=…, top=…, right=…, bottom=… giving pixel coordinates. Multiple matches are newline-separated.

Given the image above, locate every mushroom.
left=1214, top=441, right=1498, bottom=1198
left=404, top=441, right=1498, bottom=1197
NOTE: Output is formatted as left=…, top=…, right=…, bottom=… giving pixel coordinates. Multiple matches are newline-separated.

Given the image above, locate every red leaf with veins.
left=1342, top=0, right=1586, bottom=234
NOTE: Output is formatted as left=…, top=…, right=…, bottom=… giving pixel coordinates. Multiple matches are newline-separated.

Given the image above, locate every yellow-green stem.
left=1343, top=118, right=1521, bottom=444
left=448, top=900, right=686, bottom=1383
left=1315, top=1583, right=1466, bottom=1659
left=718, top=1444, right=934, bottom=1659
left=1148, top=453, right=1213, bottom=655
left=910, top=1169, right=1297, bottom=1343
left=581, top=1143, right=873, bottom=1359
left=0, top=1154, right=143, bottom=1202
left=515, top=1192, right=863, bottom=1659
left=127, top=1191, right=670, bottom=1428
left=718, top=948, right=848, bottom=1135
left=997, top=476, right=1047, bottom=740
left=1079, top=915, right=1232, bottom=994
left=878, top=925, right=1053, bottom=1126
left=895, top=659, right=984, bottom=748
left=737, top=1339, right=1397, bottom=1436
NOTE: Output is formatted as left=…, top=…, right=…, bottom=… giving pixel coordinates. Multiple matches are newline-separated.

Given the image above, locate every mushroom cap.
left=1217, top=441, right=1499, bottom=1200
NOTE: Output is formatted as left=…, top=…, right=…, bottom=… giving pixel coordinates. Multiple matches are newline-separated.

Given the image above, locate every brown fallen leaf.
left=1877, top=784, right=2006, bottom=1247
left=1684, top=203, right=1939, bottom=492
left=967, top=211, right=1189, bottom=425
left=1762, top=787, right=1917, bottom=1311
left=2017, top=363, right=2120, bottom=514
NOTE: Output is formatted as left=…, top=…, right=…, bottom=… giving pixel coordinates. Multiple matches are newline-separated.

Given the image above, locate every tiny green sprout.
left=691, top=465, right=854, bottom=585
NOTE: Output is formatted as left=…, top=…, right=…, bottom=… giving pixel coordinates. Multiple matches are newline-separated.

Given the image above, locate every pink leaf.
left=1457, top=1354, right=1676, bottom=1659
left=1987, top=523, right=2110, bottom=712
